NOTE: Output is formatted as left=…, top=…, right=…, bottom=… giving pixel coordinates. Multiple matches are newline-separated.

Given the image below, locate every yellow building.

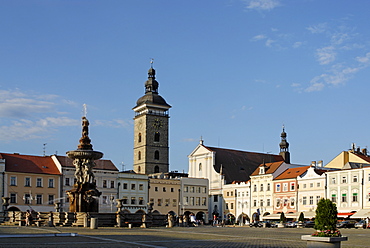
left=0, top=153, right=61, bottom=212
left=325, top=146, right=370, bottom=169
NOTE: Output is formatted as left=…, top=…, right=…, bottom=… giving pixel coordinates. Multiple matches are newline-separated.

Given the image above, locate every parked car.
left=355, top=220, right=365, bottom=229
left=336, top=221, right=355, bottom=228
left=249, top=221, right=263, bottom=228
left=285, top=221, right=298, bottom=228
left=304, top=221, right=315, bottom=228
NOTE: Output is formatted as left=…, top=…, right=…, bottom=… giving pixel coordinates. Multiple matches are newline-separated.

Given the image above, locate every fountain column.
left=66, top=116, right=103, bottom=213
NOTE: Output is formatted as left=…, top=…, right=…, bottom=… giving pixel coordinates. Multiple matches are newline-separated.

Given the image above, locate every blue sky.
left=1, top=0, right=370, bottom=172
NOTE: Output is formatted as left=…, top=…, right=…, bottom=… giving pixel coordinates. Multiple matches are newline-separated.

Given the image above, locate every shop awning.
left=262, top=214, right=281, bottom=220
left=300, top=211, right=315, bottom=219
left=350, top=209, right=370, bottom=219
left=337, top=212, right=356, bottom=218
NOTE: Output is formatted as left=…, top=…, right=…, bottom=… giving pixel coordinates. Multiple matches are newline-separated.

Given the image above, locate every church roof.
left=0, top=153, right=60, bottom=175
left=205, top=146, right=285, bottom=184
left=55, top=155, right=119, bottom=171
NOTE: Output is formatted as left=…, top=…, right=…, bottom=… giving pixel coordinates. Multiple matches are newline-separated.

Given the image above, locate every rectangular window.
left=227, top=192, right=229, bottom=196
left=353, top=176, right=358, bottom=183
left=267, top=199, right=270, bottom=206
left=310, top=183, right=313, bottom=188
left=342, top=194, right=347, bottom=202
left=48, top=178, right=54, bottom=188
left=123, top=183, right=128, bottom=189
left=342, top=177, right=347, bottom=183
left=290, top=183, right=295, bottom=191
left=309, top=196, right=314, bottom=205
left=131, top=184, right=136, bottom=190
left=267, top=184, right=270, bottom=191
left=317, top=182, right=321, bottom=187
left=171, top=188, right=174, bottom=192
left=24, top=193, right=31, bottom=204
left=213, top=195, right=218, bottom=202
left=260, top=199, right=264, bottom=207
left=36, top=194, right=42, bottom=204
left=196, top=197, right=200, bottom=206
left=332, top=177, right=336, bottom=184
left=316, top=196, right=321, bottom=204
left=276, top=184, right=281, bottom=192
left=139, top=184, right=144, bottom=190
left=155, top=187, right=158, bottom=191
left=110, top=181, right=115, bottom=188
left=260, top=184, right=264, bottom=192
left=230, top=191, right=233, bottom=196
left=139, top=197, right=144, bottom=205
left=10, top=193, right=16, bottom=203
left=102, top=196, right=108, bottom=204
left=283, top=183, right=288, bottom=191
left=122, top=197, right=128, bottom=204
left=65, top=177, right=70, bottom=186
left=48, top=195, right=54, bottom=205
left=25, top=177, right=31, bottom=187
left=163, top=187, right=166, bottom=192
left=303, top=184, right=306, bottom=188
left=184, top=186, right=188, bottom=192
left=190, top=187, right=194, bottom=193
left=202, top=187, right=206, bottom=193
left=196, top=187, right=201, bottom=193
left=190, top=197, right=194, bottom=206
left=172, top=199, right=177, bottom=207
left=165, top=199, right=170, bottom=206
left=331, top=194, right=336, bottom=203
left=131, top=197, right=136, bottom=205
left=103, top=180, right=107, bottom=188
left=10, top=176, right=16, bottom=186
left=157, top=199, right=162, bottom=206
left=276, top=199, right=281, bottom=208
left=202, top=197, right=206, bottom=206
left=352, top=193, right=358, bottom=202
left=231, top=202, right=234, bottom=209
left=303, top=196, right=307, bottom=205
left=36, top=178, right=42, bottom=187
left=184, top=196, right=188, bottom=205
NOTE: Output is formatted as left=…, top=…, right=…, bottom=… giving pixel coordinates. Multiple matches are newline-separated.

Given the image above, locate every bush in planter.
left=312, top=198, right=341, bottom=237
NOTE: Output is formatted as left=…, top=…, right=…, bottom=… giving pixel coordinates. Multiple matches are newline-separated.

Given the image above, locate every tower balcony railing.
left=135, top=109, right=169, bottom=117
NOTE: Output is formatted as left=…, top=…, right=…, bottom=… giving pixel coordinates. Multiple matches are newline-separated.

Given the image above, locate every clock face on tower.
left=153, top=118, right=163, bottom=129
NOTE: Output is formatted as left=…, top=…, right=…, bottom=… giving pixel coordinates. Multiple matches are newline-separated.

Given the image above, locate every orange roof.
left=55, top=155, right=118, bottom=171
left=250, top=161, right=285, bottom=176
left=0, top=153, right=61, bottom=175
left=274, top=166, right=311, bottom=180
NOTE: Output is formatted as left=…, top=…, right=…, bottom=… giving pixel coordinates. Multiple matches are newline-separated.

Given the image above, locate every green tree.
left=314, top=198, right=337, bottom=231
left=298, top=212, right=305, bottom=222
left=279, top=212, right=286, bottom=223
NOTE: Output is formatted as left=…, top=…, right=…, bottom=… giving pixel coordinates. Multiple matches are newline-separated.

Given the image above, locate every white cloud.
left=291, top=83, right=301, bottom=87
left=94, top=119, right=131, bottom=128
left=316, top=46, right=336, bottom=65
left=356, top=52, right=370, bottom=64
left=293, top=42, right=303, bottom=48
left=307, top=23, right=327, bottom=34
left=251, top=34, right=266, bottom=41
left=245, top=0, right=281, bottom=11
left=265, top=39, right=275, bottom=47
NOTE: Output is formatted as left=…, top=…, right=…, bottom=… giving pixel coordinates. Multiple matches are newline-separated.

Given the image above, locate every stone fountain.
left=66, top=116, right=103, bottom=213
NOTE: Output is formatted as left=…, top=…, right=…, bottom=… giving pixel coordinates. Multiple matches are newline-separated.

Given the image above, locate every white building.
left=117, top=171, right=149, bottom=213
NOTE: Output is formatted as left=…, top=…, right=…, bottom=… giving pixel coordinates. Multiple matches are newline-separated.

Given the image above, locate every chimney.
left=311, top=161, right=317, bottom=167
left=317, top=160, right=323, bottom=167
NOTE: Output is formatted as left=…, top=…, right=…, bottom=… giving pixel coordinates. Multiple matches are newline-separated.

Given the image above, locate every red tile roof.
left=274, top=166, right=311, bottom=180
left=250, top=161, right=285, bottom=176
left=55, top=155, right=118, bottom=171
left=0, top=153, right=60, bottom=175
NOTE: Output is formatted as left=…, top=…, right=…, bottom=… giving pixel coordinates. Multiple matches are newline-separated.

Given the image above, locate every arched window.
left=138, top=151, right=141, bottom=160
left=260, top=184, right=264, bottom=192
left=138, top=166, right=141, bottom=173
left=199, top=163, right=202, bottom=171
left=154, top=132, right=160, bottom=142
left=267, top=183, right=270, bottom=191
left=138, top=133, right=142, bottom=143
left=154, top=166, right=160, bottom=173
left=154, top=151, right=159, bottom=160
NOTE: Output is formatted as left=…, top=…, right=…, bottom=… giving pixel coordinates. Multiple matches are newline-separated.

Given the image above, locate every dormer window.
left=259, top=166, right=265, bottom=174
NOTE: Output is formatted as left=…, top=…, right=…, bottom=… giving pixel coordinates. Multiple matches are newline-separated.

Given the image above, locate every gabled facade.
left=250, top=161, right=288, bottom=220
left=273, top=166, right=310, bottom=218
left=325, top=146, right=370, bottom=169
left=1, top=153, right=61, bottom=212
left=297, top=166, right=328, bottom=219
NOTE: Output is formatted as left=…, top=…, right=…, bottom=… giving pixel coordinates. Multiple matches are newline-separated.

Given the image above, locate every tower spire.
left=279, top=125, right=290, bottom=163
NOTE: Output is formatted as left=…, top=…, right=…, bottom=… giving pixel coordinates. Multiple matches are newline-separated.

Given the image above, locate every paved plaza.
left=0, top=225, right=368, bottom=248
